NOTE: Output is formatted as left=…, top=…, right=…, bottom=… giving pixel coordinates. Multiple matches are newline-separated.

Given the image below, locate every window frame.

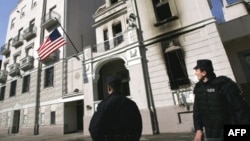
left=162, top=40, right=190, bottom=90
left=0, top=86, right=6, bottom=101
left=226, top=0, right=241, bottom=5
left=10, top=18, right=16, bottom=29
left=9, top=80, right=17, bottom=97
left=112, top=22, right=123, bottom=47
left=50, top=111, right=56, bottom=125
left=44, top=67, right=54, bottom=88
left=40, top=113, right=45, bottom=125
left=23, top=115, right=28, bottom=126
left=152, top=0, right=178, bottom=26
left=22, top=75, right=30, bottom=93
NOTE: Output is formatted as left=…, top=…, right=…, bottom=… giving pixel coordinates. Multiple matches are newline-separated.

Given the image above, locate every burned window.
left=162, top=40, right=190, bottom=90
left=110, top=0, right=118, bottom=5
left=152, top=0, right=172, bottom=22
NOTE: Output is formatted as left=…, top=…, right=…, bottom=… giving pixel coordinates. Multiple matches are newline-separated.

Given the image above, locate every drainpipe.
left=132, top=0, right=159, bottom=134
left=34, top=0, right=47, bottom=135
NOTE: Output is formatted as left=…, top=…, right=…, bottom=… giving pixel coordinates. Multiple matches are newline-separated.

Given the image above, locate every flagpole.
left=54, top=18, right=80, bottom=60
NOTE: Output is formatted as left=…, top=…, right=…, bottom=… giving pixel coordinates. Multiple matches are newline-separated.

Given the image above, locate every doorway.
left=12, top=110, right=20, bottom=134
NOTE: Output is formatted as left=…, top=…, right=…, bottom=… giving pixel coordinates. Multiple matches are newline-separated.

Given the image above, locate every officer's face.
left=195, top=68, right=207, bottom=81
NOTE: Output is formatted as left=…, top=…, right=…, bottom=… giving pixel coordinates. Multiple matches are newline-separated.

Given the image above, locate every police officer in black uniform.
left=192, top=59, right=250, bottom=141
left=89, top=75, right=142, bottom=141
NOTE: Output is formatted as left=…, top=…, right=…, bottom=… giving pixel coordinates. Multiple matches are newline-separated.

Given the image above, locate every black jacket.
left=89, top=92, right=142, bottom=141
left=193, top=76, right=250, bottom=138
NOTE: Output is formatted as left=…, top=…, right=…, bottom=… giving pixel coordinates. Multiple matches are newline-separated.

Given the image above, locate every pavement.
left=0, top=132, right=195, bottom=141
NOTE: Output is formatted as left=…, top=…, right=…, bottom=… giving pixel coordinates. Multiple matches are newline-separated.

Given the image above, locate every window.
left=50, top=111, right=56, bottom=124
left=162, top=40, right=190, bottom=90
left=10, top=80, right=17, bottom=97
left=103, top=29, right=110, bottom=50
left=40, top=113, right=45, bottom=124
left=110, top=0, right=118, bottom=5
left=0, top=86, right=5, bottom=101
left=25, top=43, right=34, bottom=56
left=31, top=0, right=37, bottom=9
left=208, top=0, right=225, bottom=23
left=226, top=0, right=241, bottom=5
left=44, top=67, right=54, bottom=87
left=152, top=0, right=173, bottom=23
left=10, top=18, right=16, bottom=29
left=49, top=6, right=56, bottom=19
left=13, top=53, right=20, bottom=63
left=22, top=75, right=30, bottom=93
left=23, top=115, right=28, bottom=126
left=18, top=28, right=23, bottom=41
left=29, top=19, right=35, bottom=32
left=20, top=5, right=26, bottom=18
left=112, top=22, right=123, bottom=46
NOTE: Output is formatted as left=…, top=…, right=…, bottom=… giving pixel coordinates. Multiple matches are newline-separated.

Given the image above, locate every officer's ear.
left=201, top=70, right=207, bottom=77
left=107, top=85, right=112, bottom=94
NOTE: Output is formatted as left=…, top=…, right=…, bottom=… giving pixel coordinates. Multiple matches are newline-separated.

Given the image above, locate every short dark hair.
left=107, top=76, right=121, bottom=90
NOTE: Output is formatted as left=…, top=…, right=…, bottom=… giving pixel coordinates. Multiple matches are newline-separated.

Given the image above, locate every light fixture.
left=86, top=105, right=92, bottom=110
left=73, top=88, right=79, bottom=93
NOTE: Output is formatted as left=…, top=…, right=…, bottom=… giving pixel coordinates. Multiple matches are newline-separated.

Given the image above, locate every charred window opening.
left=162, top=40, right=190, bottom=90
left=152, top=0, right=172, bottom=22
left=110, top=0, right=118, bottom=5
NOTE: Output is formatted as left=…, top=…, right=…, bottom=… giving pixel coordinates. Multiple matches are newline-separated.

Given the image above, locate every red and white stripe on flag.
left=37, top=28, right=66, bottom=60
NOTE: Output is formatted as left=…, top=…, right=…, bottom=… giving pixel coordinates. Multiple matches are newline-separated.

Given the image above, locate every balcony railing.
left=41, top=11, right=60, bottom=29
left=92, top=32, right=125, bottom=53
left=12, top=35, right=23, bottom=47
left=92, top=29, right=138, bottom=53
left=0, top=70, right=8, bottom=83
left=0, top=44, right=10, bottom=56
left=8, top=63, right=20, bottom=77
left=20, top=56, right=34, bottom=71
left=23, top=26, right=37, bottom=40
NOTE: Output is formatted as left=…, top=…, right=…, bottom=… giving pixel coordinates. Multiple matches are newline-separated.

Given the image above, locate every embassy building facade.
left=1, top=0, right=250, bottom=137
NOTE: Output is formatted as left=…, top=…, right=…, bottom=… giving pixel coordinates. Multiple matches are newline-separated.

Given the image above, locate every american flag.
left=37, top=28, right=66, bottom=60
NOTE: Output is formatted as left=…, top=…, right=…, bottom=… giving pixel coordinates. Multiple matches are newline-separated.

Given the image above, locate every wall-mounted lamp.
left=129, top=13, right=136, bottom=20
left=86, top=105, right=92, bottom=110
left=73, top=88, right=79, bottom=93
left=126, top=13, right=137, bottom=28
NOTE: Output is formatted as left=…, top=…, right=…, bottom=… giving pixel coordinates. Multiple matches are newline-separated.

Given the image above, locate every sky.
left=0, top=0, right=19, bottom=55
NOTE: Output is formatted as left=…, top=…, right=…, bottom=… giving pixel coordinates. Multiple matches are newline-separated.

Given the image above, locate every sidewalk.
left=0, top=132, right=194, bottom=141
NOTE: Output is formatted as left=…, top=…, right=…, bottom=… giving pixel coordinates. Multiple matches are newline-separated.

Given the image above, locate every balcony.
left=8, top=63, right=20, bottom=77
left=0, top=44, right=10, bottom=56
left=0, top=70, right=8, bottom=83
left=92, top=29, right=138, bottom=53
left=23, top=26, right=37, bottom=40
left=12, top=35, right=23, bottom=48
left=20, top=56, right=34, bottom=71
left=92, top=32, right=125, bottom=53
left=41, top=11, right=60, bottom=30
